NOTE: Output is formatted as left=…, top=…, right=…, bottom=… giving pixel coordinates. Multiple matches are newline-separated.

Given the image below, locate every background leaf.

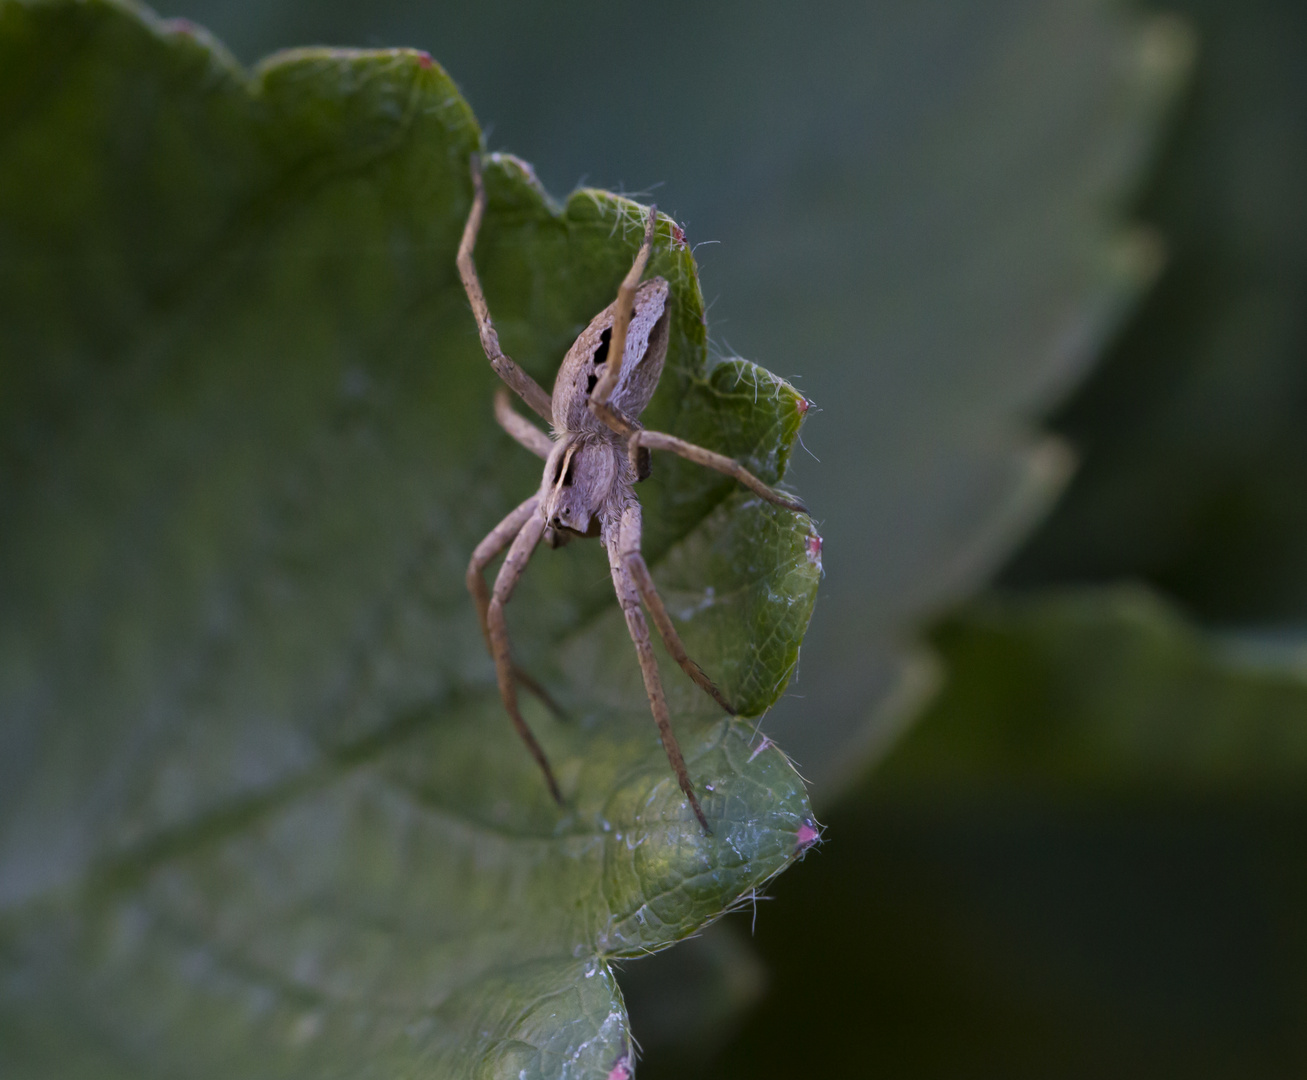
left=0, top=2, right=820, bottom=1076
left=664, top=587, right=1307, bottom=1078
left=1007, top=0, right=1307, bottom=623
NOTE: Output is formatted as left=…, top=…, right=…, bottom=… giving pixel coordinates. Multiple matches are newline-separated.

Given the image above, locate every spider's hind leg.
left=494, top=386, right=552, bottom=460
left=588, top=206, right=659, bottom=437
left=457, top=155, right=555, bottom=423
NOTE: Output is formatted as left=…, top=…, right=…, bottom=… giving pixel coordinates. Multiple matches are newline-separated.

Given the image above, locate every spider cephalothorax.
left=459, top=155, right=806, bottom=832
left=539, top=435, right=621, bottom=544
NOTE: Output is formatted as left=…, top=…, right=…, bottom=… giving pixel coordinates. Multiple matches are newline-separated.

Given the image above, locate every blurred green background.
left=21, top=0, right=1307, bottom=1074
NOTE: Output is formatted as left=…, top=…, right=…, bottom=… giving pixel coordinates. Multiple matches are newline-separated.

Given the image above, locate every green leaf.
left=1007, top=0, right=1307, bottom=623
left=886, top=587, right=1307, bottom=794
left=0, top=2, right=819, bottom=1076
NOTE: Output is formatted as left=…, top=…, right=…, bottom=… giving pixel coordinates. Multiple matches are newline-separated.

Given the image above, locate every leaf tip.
left=805, top=530, right=823, bottom=568
left=795, top=818, right=822, bottom=854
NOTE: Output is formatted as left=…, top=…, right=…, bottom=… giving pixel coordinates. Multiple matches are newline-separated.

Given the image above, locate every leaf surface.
left=163, top=0, right=1193, bottom=794
left=1008, top=0, right=1307, bottom=623
left=0, top=2, right=820, bottom=1076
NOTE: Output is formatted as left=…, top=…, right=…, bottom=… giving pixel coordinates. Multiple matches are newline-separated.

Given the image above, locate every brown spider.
left=459, top=155, right=807, bottom=832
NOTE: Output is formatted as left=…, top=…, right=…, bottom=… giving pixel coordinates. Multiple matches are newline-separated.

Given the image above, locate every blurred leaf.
left=887, top=587, right=1307, bottom=793
left=0, top=2, right=821, bottom=1076
left=641, top=586, right=1307, bottom=1080
left=1007, top=0, right=1307, bottom=623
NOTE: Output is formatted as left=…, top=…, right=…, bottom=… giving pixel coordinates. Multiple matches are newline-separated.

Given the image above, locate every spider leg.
left=495, top=386, right=552, bottom=460
left=481, top=509, right=564, bottom=805
left=466, top=495, right=565, bottom=719
left=467, top=496, right=539, bottom=640
left=508, top=662, right=564, bottom=720
left=606, top=519, right=711, bottom=833
left=457, top=154, right=555, bottom=424
left=588, top=206, right=659, bottom=438
left=617, top=504, right=735, bottom=715
left=628, top=430, right=809, bottom=514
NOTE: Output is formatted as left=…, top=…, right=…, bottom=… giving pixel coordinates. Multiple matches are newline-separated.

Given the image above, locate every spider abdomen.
left=551, top=277, right=671, bottom=432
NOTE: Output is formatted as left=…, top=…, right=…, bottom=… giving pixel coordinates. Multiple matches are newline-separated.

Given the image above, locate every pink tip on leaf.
left=163, top=17, right=197, bottom=34
left=607, top=1055, right=633, bottom=1080
left=796, top=820, right=821, bottom=851
left=671, top=222, right=687, bottom=248
left=416, top=51, right=433, bottom=68
left=797, top=396, right=810, bottom=416
left=806, top=532, right=823, bottom=564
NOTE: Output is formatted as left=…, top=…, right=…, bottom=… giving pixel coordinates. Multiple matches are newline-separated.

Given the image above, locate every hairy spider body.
left=459, top=156, right=806, bottom=832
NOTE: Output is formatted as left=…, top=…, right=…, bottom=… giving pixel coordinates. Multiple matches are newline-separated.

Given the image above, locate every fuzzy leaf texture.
left=0, top=2, right=822, bottom=1077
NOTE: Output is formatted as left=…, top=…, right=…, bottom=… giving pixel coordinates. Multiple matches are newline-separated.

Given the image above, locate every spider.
left=459, top=155, right=807, bottom=832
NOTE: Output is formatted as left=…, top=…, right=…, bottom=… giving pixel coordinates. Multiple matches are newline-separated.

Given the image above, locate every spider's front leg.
left=482, top=508, right=563, bottom=805
left=608, top=506, right=712, bottom=833
left=467, top=495, right=538, bottom=638
left=467, top=494, right=565, bottom=719
left=617, top=504, right=734, bottom=715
